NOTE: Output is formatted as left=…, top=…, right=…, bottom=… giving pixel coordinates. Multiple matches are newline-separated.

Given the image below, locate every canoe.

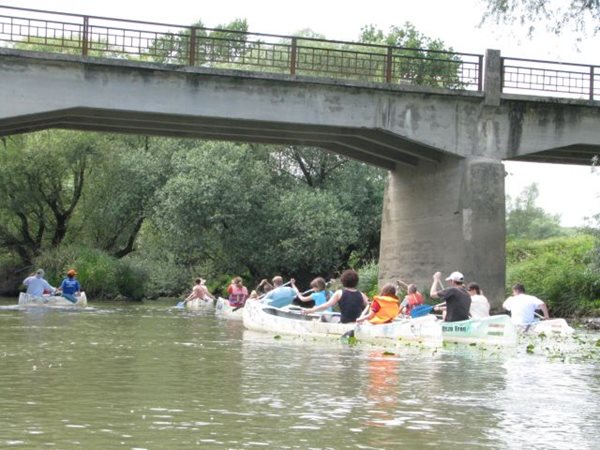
left=18, top=291, right=88, bottom=307
left=354, top=315, right=442, bottom=344
left=242, top=299, right=354, bottom=338
left=215, top=297, right=244, bottom=320
left=441, top=314, right=518, bottom=346
left=185, top=298, right=214, bottom=310
left=523, top=318, right=574, bottom=336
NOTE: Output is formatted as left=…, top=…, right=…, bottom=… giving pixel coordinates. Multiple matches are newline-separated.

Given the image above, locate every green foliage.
left=506, top=183, right=565, bottom=240
left=357, top=260, right=379, bottom=298
left=481, top=0, right=600, bottom=36
left=359, top=22, right=464, bottom=88
left=31, top=245, right=148, bottom=300
left=506, top=234, right=600, bottom=316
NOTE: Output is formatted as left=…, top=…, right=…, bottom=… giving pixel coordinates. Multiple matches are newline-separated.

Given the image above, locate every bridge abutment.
left=378, top=156, right=506, bottom=308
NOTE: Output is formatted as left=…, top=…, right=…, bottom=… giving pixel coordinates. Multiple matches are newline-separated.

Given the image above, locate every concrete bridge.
left=1, top=14, right=599, bottom=304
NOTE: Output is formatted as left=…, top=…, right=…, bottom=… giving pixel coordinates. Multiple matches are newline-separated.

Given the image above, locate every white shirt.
left=23, top=275, right=55, bottom=297
left=503, top=293, right=544, bottom=325
left=469, top=294, right=490, bottom=319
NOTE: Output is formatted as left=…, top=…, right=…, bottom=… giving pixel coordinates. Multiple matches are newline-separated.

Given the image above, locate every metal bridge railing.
left=1, top=5, right=599, bottom=101
left=0, top=5, right=482, bottom=91
left=502, top=57, right=599, bottom=101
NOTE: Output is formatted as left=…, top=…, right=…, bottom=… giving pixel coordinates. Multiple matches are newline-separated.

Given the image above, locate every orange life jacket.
left=404, top=292, right=424, bottom=315
left=369, top=295, right=400, bottom=324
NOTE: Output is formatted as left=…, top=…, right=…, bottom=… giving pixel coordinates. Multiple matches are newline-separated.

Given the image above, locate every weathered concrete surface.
left=378, top=157, right=506, bottom=306
left=2, top=49, right=599, bottom=166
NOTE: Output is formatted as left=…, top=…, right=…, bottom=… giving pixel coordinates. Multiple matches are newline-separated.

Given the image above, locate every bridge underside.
left=508, top=143, right=600, bottom=165
left=0, top=108, right=448, bottom=170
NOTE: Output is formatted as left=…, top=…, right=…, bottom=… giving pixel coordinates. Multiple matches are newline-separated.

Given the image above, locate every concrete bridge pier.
left=378, top=156, right=506, bottom=308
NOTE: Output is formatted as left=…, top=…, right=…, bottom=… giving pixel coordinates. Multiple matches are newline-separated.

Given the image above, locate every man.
left=23, top=269, right=56, bottom=297
left=503, top=283, right=550, bottom=325
left=185, top=277, right=214, bottom=304
left=430, top=271, right=471, bottom=322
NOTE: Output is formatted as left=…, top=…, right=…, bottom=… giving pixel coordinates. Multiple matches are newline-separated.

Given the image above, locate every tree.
left=358, top=22, right=465, bottom=88
left=506, top=183, right=565, bottom=239
left=481, top=0, right=600, bottom=36
left=0, top=131, right=97, bottom=264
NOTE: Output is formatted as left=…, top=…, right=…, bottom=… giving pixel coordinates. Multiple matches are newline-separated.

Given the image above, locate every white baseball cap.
left=445, top=271, right=464, bottom=282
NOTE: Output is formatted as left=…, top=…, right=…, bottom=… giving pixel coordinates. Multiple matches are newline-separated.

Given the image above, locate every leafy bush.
left=506, top=234, right=600, bottom=316
left=33, top=245, right=149, bottom=300
left=357, top=260, right=379, bottom=298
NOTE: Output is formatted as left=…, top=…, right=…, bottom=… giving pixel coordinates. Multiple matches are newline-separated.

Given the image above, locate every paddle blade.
left=176, top=301, right=185, bottom=308
left=410, top=304, right=433, bottom=318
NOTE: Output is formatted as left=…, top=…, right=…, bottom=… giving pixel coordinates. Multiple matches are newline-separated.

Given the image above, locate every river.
left=0, top=299, right=598, bottom=449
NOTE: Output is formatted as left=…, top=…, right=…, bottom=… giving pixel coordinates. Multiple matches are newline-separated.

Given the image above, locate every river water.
left=0, top=299, right=598, bottom=450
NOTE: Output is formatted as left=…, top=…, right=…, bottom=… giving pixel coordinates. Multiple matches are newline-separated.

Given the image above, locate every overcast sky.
left=4, top=0, right=599, bottom=226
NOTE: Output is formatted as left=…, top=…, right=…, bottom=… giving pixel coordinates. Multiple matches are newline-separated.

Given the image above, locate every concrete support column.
left=378, top=156, right=506, bottom=308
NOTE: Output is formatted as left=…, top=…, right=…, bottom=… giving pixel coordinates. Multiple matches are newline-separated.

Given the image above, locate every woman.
left=227, top=276, right=248, bottom=308
left=56, top=269, right=81, bottom=304
left=292, top=277, right=331, bottom=311
left=302, top=269, right=368, bottom=323
left=356, top=283, right=399, bottom=324
left=467, top=282, right=490, bottom=319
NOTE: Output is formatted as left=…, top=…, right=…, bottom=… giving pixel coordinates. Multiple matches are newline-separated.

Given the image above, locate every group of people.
left=22, top=268, right=82, bottom=304
left=182, top=268, right=551, bottom=327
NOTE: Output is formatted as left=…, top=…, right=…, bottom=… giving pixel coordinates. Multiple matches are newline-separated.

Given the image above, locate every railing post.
left=82, top=15, right=89, bottom=57
left=590, top=66, right=595, bottom=101
left=385, top=46, right=393, bottom=83
left=484, top=49, right=501, bottom=106
left=477, top=55, right=484, bottom=91
left=189, top=27, right=196, bottom=66
left=290, top=37, right=297, bottom=76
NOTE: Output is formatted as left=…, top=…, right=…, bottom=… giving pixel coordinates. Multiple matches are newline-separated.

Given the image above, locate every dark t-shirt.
left=437, top=286, right=471, bottom=322
left=338, top=289, right=365, bottom=323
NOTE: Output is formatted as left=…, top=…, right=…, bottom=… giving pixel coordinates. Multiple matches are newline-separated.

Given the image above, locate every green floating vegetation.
left=273, top=335, right=281, bottom=340
left=526, top=344, right=535, bottom=354
left=382, top=351, right=396, bottom=356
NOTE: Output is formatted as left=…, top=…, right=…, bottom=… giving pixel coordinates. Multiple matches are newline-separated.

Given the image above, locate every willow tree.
left=481, top=0, right=600, bottom=35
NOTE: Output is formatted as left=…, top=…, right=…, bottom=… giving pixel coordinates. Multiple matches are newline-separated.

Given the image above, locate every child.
left=398, top=282, right=424, bottom=317
left=356, top=283, right=400, bottom=324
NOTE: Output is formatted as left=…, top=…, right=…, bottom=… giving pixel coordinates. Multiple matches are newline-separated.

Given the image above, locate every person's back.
left=338, top=289, right=366, bottom=323
left=503, top=293, right=544, bottom=325
left=23, top=269, right=54, bottom=297
left=467, top=283, right=490, bottom=319
left=369, top=284, right=400, bottom=324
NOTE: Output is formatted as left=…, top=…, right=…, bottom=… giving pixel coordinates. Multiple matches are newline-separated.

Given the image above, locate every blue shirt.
left=60, top=278, right=81, bottom=295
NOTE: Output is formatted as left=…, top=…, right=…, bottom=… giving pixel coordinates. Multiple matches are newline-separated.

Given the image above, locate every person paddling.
left=55, top=269, right=82, bottom=304
left=396, top=280, right=425, bottom=317
left=430, top=271, right=471, bottom=322
left=302, top=269, right=368, bottom=323
left=356, top=283, right=399, bottom=324
left=502, top=283, right=549, bottom=326
left=184, top=277, right=214, bottom=305
left=22, top=269, right=56, bottom=297
left=292, top=277, right=332, bottom=311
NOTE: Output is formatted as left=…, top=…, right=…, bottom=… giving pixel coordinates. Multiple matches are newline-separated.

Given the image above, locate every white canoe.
left=215, top=297, right=244, bottom=320
left=185, top=298, right=214, bottom=310
left=242, top=299, right=354, bottom=338
left=441, top=314, right=518, bottom=346
left=354, top=315, right=442, bottom=344
left=18, top=291, right=88, bottom=307
left=522, top=318, right=574, bottom=336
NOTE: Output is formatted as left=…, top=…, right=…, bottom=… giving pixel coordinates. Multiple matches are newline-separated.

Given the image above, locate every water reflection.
left=0, top=299, right=598, bottom=449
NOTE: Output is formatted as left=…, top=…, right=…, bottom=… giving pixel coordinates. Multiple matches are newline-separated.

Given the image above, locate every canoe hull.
left=242, top=300, right=353, bottom=337
left=215, top=297, right=243, bottom=320
left=442, top=315, right=518, bottom=346
left=185, top=298, right=214, bottom=310
left=354, top=315, right=442, bottom=344
left=524, top=319, right=574, bottom=336
left=18, top=292, right=88, bottom=307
